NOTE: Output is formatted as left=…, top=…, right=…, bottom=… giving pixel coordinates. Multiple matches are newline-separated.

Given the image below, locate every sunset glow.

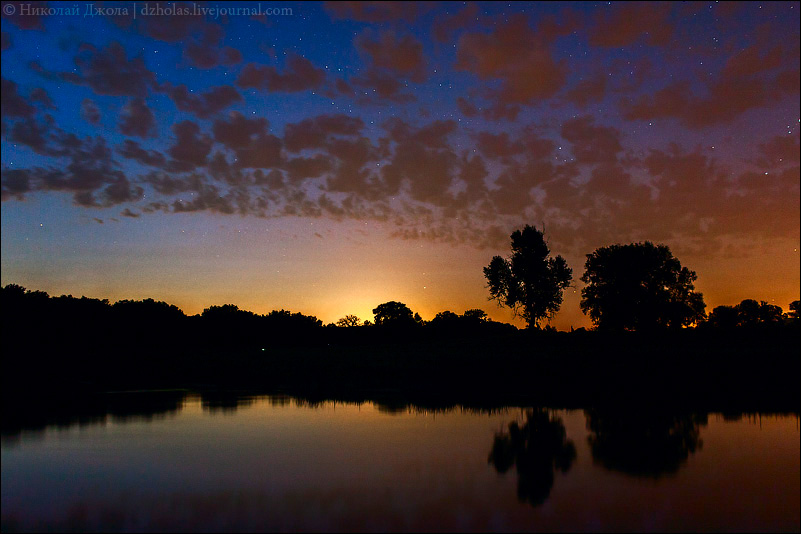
left=1, top=1, right=798, bottom=328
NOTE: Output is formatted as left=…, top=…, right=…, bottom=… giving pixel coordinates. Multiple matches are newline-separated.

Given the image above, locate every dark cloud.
left=185, top=43, right=242, bottom=69
left=29, top=87, right=56, bottom=110
left=756, top=135, right=800, bottom=168
left=63, top=42, right=158, bottom=98
left=285, top=155, right=335, bottom=182
left=181, top=23, right=243, bottom=69
left=324, top=1, right=430, bottom=23
left=565, top=75, right=607, bottom=108
left=80, top=98, right=101, bottom=124
left=621, top=45, right=798, bottom=128
left=455, top=16, right=568, bottom=107
left=1, top=168, right=33, bottom=200
left=589, top=3, right=674, bottom=47
left=380, top=119, right=460, bottom=205
left=1, top=1, right=46, bottom=29
left=164, top=84, right=242, bottom=118
left=284, top=114, right=364, bottom=152
left=210, top=111, right=283, bottom=170
left=474, top=132, right=526, bottom=160
left=118, top=99, right=156, bottom=138
left=167, top=121, right=213, bottom=169
left=1, top=31, right=10, bottom=51
left=118, top=139, right=167, bottom=168
left=351, top=69, right=416, bottom=103
left=237, top=55, right=326, bottom=93
left=432, top=2, right=485, bottom=43
left=2, top=135, right=143, bottom=207
left=213, top=112, right=269, bottom=149
left=9, top=117, right=50, bottom=154
left=1, top=77, right=36, bottom=117
left=356, top=31, right=426, bottom=82
left=560, top=116, right=623, bottom=164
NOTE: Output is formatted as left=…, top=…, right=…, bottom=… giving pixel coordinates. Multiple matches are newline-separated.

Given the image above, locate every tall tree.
left=484, top=225, right=572, bottom=328
left=580, top=242, right=705, bottom=330
left=372, top=301, right=416, bottom=327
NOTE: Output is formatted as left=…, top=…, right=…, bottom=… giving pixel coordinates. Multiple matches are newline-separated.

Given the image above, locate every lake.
left=2, top=392, right=799, bottom=532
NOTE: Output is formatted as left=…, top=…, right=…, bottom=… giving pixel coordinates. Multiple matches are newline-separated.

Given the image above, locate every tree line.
left=1, top=225, right=797, bottom=335
left=483, top=225, right=799, bottom=331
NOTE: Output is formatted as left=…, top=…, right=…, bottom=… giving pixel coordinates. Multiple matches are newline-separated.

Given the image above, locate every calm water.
left=2, top=393, right=799, bottom=532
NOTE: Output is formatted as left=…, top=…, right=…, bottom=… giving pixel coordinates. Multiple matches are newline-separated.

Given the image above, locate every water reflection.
left=199, top=392, right=257, bottom=414
left=585, top=408, right=707, bottom=478
left=488, top=409, right=576, bottom=507
left=2, top=390, right=187, bottom=443
left=2, top=394, right=798, bottom=531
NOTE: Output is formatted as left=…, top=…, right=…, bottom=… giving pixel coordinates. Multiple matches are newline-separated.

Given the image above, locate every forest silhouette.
left=2, top=233, right=799, bottom=414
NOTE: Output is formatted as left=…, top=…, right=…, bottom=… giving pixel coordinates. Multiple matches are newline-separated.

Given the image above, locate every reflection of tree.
left=2, top=391, right=187, bottom=439
left=585, top=409, right=707, bottom=478
left=200, top=393, right=256, bottom=414
left=488, top=409, right=576, bottom=507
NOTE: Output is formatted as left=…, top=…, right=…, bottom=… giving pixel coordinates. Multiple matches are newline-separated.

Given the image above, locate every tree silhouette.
left=336, top=314, right=361, bottom=327
left=372, top=301, right=417, bottom=327
left=789, top=300, right=800, bottom=321
left=706, top=299, right=786, bottom=328
left=484, top=225, right=572, bottom=328
left=488, top=409, right=576, bottom=507
left=580, top=242, right=705, bottom=330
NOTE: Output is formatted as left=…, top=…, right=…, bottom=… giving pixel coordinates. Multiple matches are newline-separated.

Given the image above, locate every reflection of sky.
left=1, top=2, right=799, bottom=328
left=1, top=396, right=799, bottom=531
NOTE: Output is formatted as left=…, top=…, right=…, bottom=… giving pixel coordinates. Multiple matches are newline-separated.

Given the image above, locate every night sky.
left=1, top=1, right=799, bottom=329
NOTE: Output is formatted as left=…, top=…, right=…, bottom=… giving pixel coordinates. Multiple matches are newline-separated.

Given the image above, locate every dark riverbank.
left=3, top=284, right=799, bottom=418
left=3, top=327, right=799, bottom=425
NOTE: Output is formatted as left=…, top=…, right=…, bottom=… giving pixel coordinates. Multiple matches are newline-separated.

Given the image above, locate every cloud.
left=432, top=2, right=485, bottom=43
left=1, top=169, right=33, bottom=200
left=474, top=132, right=525, bottom=160
left=620, top=45, right=798, bottom=128
left=80, top=98, right=101, bottom=124
left=455, top=16, right=568, bottom=106
left=1, top=1, right=46, bottom=29
left=211, top=112, right=283, bottom=170
left=285, top=155, right=335, bottom=182
left=167, top=121, right=213, bottom=169
left=356, top=31, right=426, bottom=82
left=181, top=23, right=243, bottom=69
left=1, top=135, right=143, bottom=207
left=324, top=1, right=429, bottom=23
left=565, top=75, right=607, bottom=108
left=350, top=69, right=416, bottom=103
left=237, top=55, right=326, bottom=93
left=284, top=114, right=364, bottom=152
left=29, top=87, right=56, bottom=110
left=560, top=116, right=623, bottom=164
left=8, top=117, right=51, bottom=154
left=589, top=3, right=674, bottom=47
left=63, top=42, right=157, bottom=98
left=0, top=77, right=36, bottom=117
left=118, top=139, right=167, bottom=168
left=164, top=84, right=242, bottom=118
left=118, top=98, right=156, bottom=138
left=756, top=135, right=800, bottom=168
left=213, top=112, right=269, bottom=149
